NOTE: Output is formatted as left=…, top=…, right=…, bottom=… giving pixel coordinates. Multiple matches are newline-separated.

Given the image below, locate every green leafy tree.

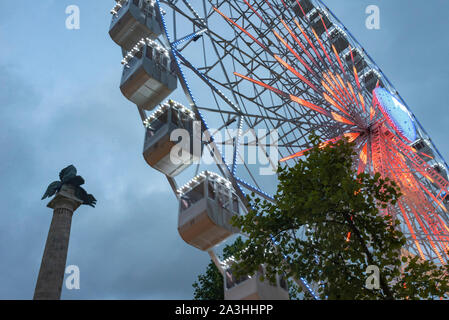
left=192, top=237, right=245, bottom=300
left=192, top=260, right=224, bottom=300
left=230, top=134, right=449, bottom=300
left=192, top=238, right=302, bottom=300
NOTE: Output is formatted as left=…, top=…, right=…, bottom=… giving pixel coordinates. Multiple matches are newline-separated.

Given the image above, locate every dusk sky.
left=0, top=1, right=448, bottom=299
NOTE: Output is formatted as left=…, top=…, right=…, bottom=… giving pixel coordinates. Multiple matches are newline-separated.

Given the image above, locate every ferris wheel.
left=108, top=0, right=449, bottom=298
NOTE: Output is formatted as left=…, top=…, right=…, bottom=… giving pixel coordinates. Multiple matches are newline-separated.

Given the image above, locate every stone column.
left=33, top=185, right=83, bottom=300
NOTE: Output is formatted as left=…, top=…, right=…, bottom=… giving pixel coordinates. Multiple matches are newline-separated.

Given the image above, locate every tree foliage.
left=192, top=237, right=245, bottom=300
left=230, top=134, right=449, bottom=300
left=192, top=260, right=224, bottom=300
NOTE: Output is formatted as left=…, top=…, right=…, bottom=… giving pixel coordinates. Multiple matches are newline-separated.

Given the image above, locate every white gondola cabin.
left=290, top=0, right=314, bottom=19
left=362, top=69, right=383, bottom=93
left=432, top=163, right=448, bottom=181
left=177, top=172, right=241, bottom=251
left=329, top=27, right=349, bottom=54
left=308, top=8, right=332, bottom=36
left=224, top=264, right=289, bottom=300
left=143, top=100, right=201, bottom=177
left=109, top=0, right=162, bottom=52
left=411, top=139, right=435, bottom=161
left=120, top=39, right=177, bottom=110
left=344, top=48, right=367, bottom=73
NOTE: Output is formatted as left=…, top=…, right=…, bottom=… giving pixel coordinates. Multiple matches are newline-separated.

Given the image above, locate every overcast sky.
left=0, top=1, right=448, bottom=299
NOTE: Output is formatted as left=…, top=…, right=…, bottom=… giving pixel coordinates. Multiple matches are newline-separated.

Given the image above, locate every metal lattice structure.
left=109, top=0, right=449, bottom=298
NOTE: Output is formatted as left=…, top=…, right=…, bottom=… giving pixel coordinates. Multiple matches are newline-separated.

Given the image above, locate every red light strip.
left=370, top=106, right=376, bottom=121
left=213, top=7, right=267, bottom=51
left=357, top=141, right=368, bottom=174
left=280, top=148, right=311, bottom=162
left=280, top=135, right=345, bottom=162
left=344, top=132, right=361, bottom=143
left=273, top=53, right=319, bottom=93
left=358, top=92, right=366, bottom=114
left=234, top=72, right=283, bottom=94
left=294, top=19, right=324, bottom=64
left=419, top=152, right=434, bottom=160
left=289, top=95, right=329, bottom=117
left=397, top=200, right=426, bottom=260
left=263, top=0, right=274, bottom=11
left=243, top=0, right=266, bottom=24
left=234, top=72, right=329, bottom=116
left=332, top=112, right=356, bottom=126
left=281, top=132, right=360, bottom=163
left=323, top=92, right=351, bottom=118
left=328, top=72, right=352, bottom=107
left=311, top=28, right=334, bottom=69
left=332, top=45, right=347, bottom=76
left=347, top=81, right=361, bottom=112
left=336, top=74, right=353, bottom=105
left=279, top=19, right=320, bottom=71
left=322, top=73, right=350, bottom=111
left=409, top=203, right=445, bottom=264
left=346, top=232, right=352, bottom=242
left=295, top=0, right=307, bottom=18
left=349, top=47, right=362, bottom=90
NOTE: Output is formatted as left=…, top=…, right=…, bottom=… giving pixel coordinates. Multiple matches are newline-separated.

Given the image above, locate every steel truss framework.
left=119, top=0, right=449, bottom=289
left=147, top=0, right=449, bottom=266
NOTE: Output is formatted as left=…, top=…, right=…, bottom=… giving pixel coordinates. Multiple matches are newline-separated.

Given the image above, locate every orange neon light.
left=311, top=28, right=334, bottom=68
left=370, top=106, right=376, bottom=121
left=243, top=0, right=266, bottom=23
left=213, top=7, right=267, bottom=50
left=346, top=232, right=352, bottom=242
left=336, top=74, right=353, bottom=104
left=349, top=46, right=362, bottom=90
left=323, top=92, right=351, bottom=117
left=420, top=152, right=434, bottom=160
left=397, top=201, right=426, bottom=260
left=410, top=204, right=445, bottom=264
left=289, top=95, right=329, bottom=116
left=234, top=72, right=282, bottom=94
left=329, top=72, right=351, bottom=107
left=280, top=136, right=344, bottom=162
left=332, top=45, right=346, bottom=76
left=293, top=19, right=324, bottom=63
left=279, top=19, right=319, bottom=71
left=332, top=112, right=356, bottom=126
left=273, top=54, right=319, bottom=92
left=322, top=73, right=349, bottom=111
left=234, top=72, right=329, bottom=116
left=358, top=92, right=366, bottom=113
left=344, top=132, right=361, bottom=143
left=360, top=143, right=368, bottom=164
